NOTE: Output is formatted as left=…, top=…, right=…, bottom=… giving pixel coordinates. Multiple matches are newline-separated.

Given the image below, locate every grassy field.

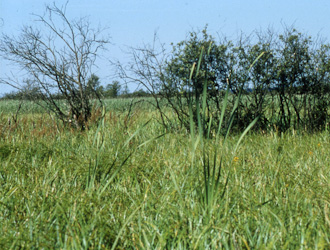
left=0, top=99, right=330, bottom=249
left=0, top=98, right=156, bottom=114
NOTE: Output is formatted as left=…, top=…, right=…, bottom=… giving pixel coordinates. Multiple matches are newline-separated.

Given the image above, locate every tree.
left=0, top=3, right=108, bottom=130
left=161, top=28, right=240, bottom=135
left=234, top=31, right=277, bottom=130
left=86, top=74, right=103, bottom=98
left=105, top=81, right=121, bottom=98
left=117, top=29, right=240, bottom=135
left=118, top=27, right=330, bottom=134
left=165, top=28, right=231, bottom=96
left=115, top=35, right=173, bottom=130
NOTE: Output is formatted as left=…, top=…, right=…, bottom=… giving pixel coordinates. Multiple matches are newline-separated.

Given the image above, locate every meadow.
left=0, top=98, right=330, bottom=249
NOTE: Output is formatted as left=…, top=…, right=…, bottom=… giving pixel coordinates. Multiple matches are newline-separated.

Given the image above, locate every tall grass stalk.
left=189, top=47, right=264, bottom=221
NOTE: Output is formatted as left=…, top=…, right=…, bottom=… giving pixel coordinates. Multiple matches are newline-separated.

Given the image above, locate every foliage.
left=162, top=28, right=237, bottom=136
left=164, top=28, right=231, bottom=96
left=86, top=74, right=103, bottom=98
left=120, top=27, right=330, bottom=134
left=104, top=81, right=121, bottom=98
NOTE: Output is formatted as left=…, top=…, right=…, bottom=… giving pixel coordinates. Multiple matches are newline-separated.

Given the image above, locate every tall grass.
left=0, top=103, right=330, bottom=248
left=187, top=47, right=263, bottom=224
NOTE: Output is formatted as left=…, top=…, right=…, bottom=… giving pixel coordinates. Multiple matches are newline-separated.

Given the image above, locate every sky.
left=0, top=0, right=329, bottom=95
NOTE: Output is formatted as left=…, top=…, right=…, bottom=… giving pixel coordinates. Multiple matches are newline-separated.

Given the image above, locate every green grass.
left=0, top=100, right=330, bottom=249
left=0, top=97, right=156, bottom=115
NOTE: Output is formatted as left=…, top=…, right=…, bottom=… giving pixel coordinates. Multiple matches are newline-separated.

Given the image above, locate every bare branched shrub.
left=0, top=3, right=108, bottom=130
left=115, top=36, right=172, bottom=131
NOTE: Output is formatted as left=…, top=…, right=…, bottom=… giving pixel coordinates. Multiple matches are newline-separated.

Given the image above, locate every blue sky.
left=1, top=0, right=329, bottom=95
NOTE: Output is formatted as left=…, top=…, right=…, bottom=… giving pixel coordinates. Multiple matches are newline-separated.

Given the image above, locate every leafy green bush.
left=121, top=27, right=330, bottom=133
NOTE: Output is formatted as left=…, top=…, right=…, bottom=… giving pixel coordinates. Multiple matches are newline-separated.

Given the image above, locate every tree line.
left=120, top=27, right=330, bottom=133
left=0, top=75, right=151, bottom=101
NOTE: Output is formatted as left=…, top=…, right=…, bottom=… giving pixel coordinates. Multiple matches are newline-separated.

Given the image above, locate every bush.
left=119, top=27, right=330, bottom=134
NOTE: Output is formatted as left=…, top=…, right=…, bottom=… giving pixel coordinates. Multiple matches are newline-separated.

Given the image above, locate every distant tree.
left=86, top=74, right=103, bottom=98
left=105, top=81, right=121, bottom=98
left=131, top=89, right=151, bottom=97
left=0, top=3, right=108, bottom=130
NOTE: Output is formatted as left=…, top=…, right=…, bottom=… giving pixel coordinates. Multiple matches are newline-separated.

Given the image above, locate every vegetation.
left=0, top=80, right=152, bottom=101
left=0, top=3, right=108, bottom=130
left=0, top=99, right=330, bottom=249
left=120, top=27, right=330, bottom=134
left=1, top=3, right=330, bottom=248
left=3, top=16, right=329, bottom=133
